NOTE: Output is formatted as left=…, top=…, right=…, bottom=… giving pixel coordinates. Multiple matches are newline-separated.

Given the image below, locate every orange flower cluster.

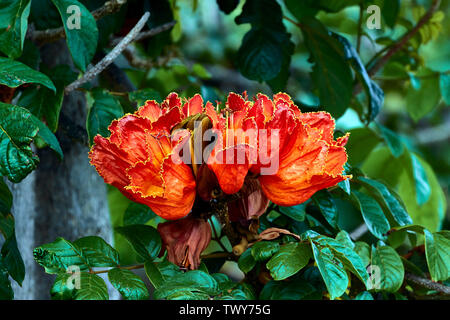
left=89, top=92, right=350, bottom=269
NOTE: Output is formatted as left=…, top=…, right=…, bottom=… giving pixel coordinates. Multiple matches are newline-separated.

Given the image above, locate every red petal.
left=162, top=92, right=182, bottom=111
left=298, top=111, right=335, bottom=143
left=182, top=94, right=203, bottom=117
left=226, top=92, right=247, bottom=111
left=137, top=100, right=162, bottom=122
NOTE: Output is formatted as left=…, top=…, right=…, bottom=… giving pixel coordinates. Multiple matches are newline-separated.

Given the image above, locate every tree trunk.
left=9, top=40, right=118, bottom=299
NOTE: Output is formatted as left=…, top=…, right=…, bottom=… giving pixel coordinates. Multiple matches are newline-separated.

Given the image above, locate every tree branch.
left=110, top=21, right=177, bottom=46
left=64, top=12, right=150, bottom=94
left=31, top=0, right=128, bottom=44
left=405, top=273, right=450, bottom=296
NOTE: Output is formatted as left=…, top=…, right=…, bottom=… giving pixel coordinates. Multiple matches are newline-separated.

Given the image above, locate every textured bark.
left=9, top=40, right=119, bottom=299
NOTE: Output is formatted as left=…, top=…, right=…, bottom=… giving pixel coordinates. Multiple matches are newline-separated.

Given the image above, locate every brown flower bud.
left=157, top=215, right=212, bottom=270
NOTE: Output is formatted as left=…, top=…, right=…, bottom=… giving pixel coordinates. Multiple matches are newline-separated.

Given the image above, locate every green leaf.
left=87, top=88, right=124, bottom=146
left=50, top=0, right=98, bottom=71
left=335, top=230, right=354, bottom=249
left=410, top=153, right=431, bottom=206
left=376, top=123, right=404, bottom=158
left=351, top=190, right=390, bottom=240
left=115, top=225, right=161, bottom=261
left=18, top=65, right=77, bottom=132
left=0, top=57, right=55, bottom=91
left=154, top=270, right=219, bottom=300
left=73, top=236, right=119, bottom=268
left=0, top=179, right=12, bottom=215
left=1, top=234, right=25, bottom=285
left=0, top=213, right=14, bottom=240
left=440, top=73, right=450, bottom=105
left=354, top=241, right=371, bottom=267
left=315, top=235, right=368, bottom=285
left=369, top=245, right=404, bottom=292
left=278, top=203, right=306, bottom=222
left=266, top=242, right=311, bottom=280
left=354, top=291, right=373, bottom=300
left=406, top=69, right=441, bottom=121
left=50, top=273, right=75, bottom=300
left=260, top=278, right=317, bottom=300
left=309, top=239, right=348, bottom=300
left=338, top=178, right=351, bottom=195
left=0, top=0, right=31, bottom=59
left=285, top=0, right=318, bottom=21
left=0, top=103, right=63, bottom=178
left=301, top=17, right=353, bottom=118
left=312, top=190, right=338, bottom=229
left=0, top=258, right=13, bottom=300
left=216, top=0, right=239, bottom=14
left=33, top=237, right=89, bottom=274
left=74, top=273, right=108, bottom=300
left=32, top=111, right=64, bottom=158
left=251, top=241, right=280, bottom=262
left=108, top=268, right=149, bottom=300
left=144, top=260, right=165, bottom=289
left=424, top=230, right=450, bottom=281
left=317, top=0, right=359, bottom=12
left=128, top=88, right=162, bottom=105
left=381, top=0, right=400, bottom=28
left=0, top=104, right=41, bottom=182
left=235, top=0, right=294, bottom=83
left=333, top=33, right=384, bottom=122
left=357, top=176, right=413, bottom=226
left=237, top=248, right=256, bottom=273
left=123, top=202, right=156, bottom=226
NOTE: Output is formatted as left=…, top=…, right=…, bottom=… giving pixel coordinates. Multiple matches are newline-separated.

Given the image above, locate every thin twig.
left=90, top=263, right=145, bottom=275
left=64, top=12, right=150, bottom=94
left=405, top=273, right=450, bottom=295
left=367, top=0, right=441, bottom=77
left=88, top=252, right=231, bottom=275
left=31, top=0, right=128, bottom=44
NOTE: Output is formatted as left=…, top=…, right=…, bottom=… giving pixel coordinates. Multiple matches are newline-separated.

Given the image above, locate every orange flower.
left=206, top=92, right=350, bottom=207
left=89, top=91, right=350, bottom=269
left=89, top=93, right=198, bottom=220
